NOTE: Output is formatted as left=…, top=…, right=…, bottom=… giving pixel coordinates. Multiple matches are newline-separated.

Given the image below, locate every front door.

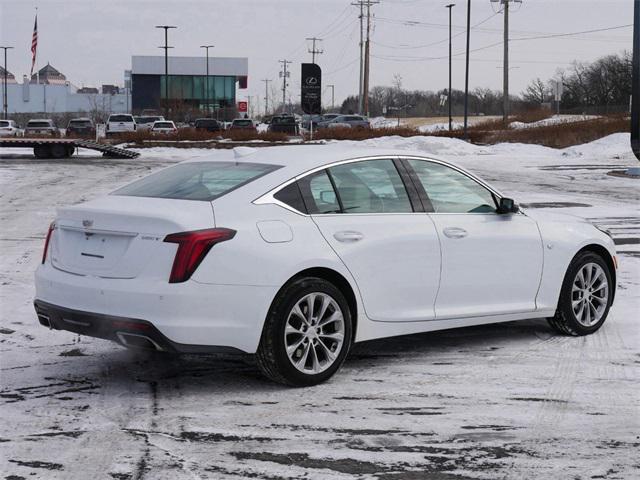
left=404, top=158, right=543, bottom=319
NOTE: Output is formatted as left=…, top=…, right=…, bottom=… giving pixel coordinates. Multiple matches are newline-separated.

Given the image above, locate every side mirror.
left=497, top=197, right=519, bottom=214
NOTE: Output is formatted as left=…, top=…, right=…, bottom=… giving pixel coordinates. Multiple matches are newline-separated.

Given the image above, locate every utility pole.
left=306, top=37, right=323, bottom=64
left=278, top=59, right=291, bottom=113
left=327, top=84, right=335, bottom=111
left=445, top=4, right=455, bottom=132
left=1, top=46, right=13, bottom=119
left=463, top=0, right=472, bottom=139
left=261, top=78, right=271, bottom=117
left=362, top=0, right=379, bottom=117
left=156, top=25, right=176, bottom=118
left=502, top=0, right=509, bottom=123
left=200, top=45, right=214, bottom=117
left=352, top=1, right=365, bottom=114
left=631, top=0, right=639, bottom=162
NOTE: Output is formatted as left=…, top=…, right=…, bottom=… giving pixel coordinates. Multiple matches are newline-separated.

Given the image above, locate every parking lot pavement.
left=1, top=138, right=639, bottom=479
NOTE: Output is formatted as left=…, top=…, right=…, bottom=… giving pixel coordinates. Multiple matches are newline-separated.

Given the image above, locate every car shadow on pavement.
left=76, top=317, right=556, bottom=394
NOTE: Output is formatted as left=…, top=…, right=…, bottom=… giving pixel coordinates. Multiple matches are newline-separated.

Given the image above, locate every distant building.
left=31, top=63, right=67, bottom=85
left=0, top=65, right=17, bottom=83
left=130, top=55, right=248, bottom=115
left=77, top=87, right=99, bottom=94
left=102, top=84, right=120, bottom=95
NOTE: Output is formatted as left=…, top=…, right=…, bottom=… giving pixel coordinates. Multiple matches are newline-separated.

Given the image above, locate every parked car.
left=151, top=120, right=178, bottom=134
left=229, top=118, right=257, bottom=132
left=135, top=115, right=164, bottom=132
left=194, top=118, right=223, bottom=133
left=34, top=147, right=617, bottom=387
left=0, top=120, right=24, bottom=137
left=25, top=119, right=59, bottom=137
left=66, top=118, right=96, bottom=138
left=319, top=115, right=370, bottom=129
left=106, top=114, right=136, bottom=137
left=300, top=114, right=323, bottom=130
left=268, top=115, right=299, bottom=135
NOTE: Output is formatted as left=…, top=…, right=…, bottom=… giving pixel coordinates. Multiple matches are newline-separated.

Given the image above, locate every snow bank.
left=509, top=114, right=599, bottom=130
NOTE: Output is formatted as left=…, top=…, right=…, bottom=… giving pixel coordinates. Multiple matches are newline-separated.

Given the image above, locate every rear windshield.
left=232, top=120, right=252, bottom=126
left=137, top=116, right=162, bottom=124
left=272, top=117, right=295, bottom=125
left=27, top=121, right=52, bottom=127
left=195, top=119, right=218, bottom=127
left=0, top=121, right=9, bottom=127
left=109, top=115, right=134, bottom=122
left=154, top=122, right=173, bottom=128
left=69, top=120, right=92, bottom=126
left=113, top=161, right=281, bottom=201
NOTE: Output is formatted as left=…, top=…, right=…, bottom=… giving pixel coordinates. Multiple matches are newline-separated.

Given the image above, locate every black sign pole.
left=632, top=0, right=640, bottom=162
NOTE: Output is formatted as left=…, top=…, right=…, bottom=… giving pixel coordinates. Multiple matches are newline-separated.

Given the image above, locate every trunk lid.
left=50, top=195, right=215, bottom=279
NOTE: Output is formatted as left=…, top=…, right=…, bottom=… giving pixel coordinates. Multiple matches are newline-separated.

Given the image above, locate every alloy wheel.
left=571, top=262, right=609, bottom=327
left=284, top=292, right=345, bottom=374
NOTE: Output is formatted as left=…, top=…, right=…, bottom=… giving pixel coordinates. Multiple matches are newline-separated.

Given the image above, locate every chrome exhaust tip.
left=116, top=331, right=163, bottom=352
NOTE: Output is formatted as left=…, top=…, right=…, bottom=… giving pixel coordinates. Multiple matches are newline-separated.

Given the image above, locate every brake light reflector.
left=42, top=222, right=55, bottom=264
left=164, top=228, right=236, bottom=283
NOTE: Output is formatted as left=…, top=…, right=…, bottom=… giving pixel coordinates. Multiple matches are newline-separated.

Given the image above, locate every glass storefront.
left=160, top=75, right=236, bottom=107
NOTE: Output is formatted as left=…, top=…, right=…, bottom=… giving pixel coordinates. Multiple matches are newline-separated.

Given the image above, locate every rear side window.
left=113, top=161, right=281, bottom=201
left=329, top=159, right=412, bottom=213
left=274, top=182, right=307, bottom=213
left=298, top=171, right=341, bottom=214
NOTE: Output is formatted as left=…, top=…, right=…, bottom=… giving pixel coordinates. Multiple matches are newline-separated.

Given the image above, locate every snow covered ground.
left=1, top=134, right=639, bottom=479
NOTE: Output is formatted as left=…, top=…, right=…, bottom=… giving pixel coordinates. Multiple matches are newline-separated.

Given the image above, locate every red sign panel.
left=237, top=101, right=248, bottom=112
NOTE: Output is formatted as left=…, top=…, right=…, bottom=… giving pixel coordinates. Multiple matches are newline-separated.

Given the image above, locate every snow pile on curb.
left=510, top=115, right=599, bottom=130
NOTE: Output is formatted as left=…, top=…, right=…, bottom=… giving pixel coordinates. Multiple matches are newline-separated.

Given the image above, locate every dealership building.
left=130, top=55, right=248, bottom=115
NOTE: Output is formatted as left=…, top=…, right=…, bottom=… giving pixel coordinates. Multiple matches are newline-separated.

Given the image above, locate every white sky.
left=0, top=0, right=634, bottom=110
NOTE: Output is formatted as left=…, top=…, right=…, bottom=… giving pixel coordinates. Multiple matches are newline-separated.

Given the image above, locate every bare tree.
left=522, top=78, right=549, bottom=104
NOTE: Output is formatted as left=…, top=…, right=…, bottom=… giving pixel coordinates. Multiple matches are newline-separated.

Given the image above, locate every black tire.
left=50, top=144, right=69, bottom=159
left=548, top=251, right=613, bottom=336
left=33, top=145, right=51, bottom=158
left=256, top=277, right=353, bottom=386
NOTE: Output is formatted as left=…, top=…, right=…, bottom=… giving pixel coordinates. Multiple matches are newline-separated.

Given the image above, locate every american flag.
left=30, top=15, right=38, bottom=77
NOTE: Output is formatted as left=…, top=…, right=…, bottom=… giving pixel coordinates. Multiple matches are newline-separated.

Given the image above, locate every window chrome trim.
left=253, top=154, right=508, bottom=216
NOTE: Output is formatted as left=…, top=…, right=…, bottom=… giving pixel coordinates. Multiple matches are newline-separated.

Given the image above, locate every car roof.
left=28, top=118, right=53, bottom=122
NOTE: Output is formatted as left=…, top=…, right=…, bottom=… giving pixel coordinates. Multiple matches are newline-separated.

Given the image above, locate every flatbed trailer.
left=0, top=138, right=140, bottom=159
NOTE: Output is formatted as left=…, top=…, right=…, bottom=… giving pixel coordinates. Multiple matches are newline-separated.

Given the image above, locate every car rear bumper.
left=34, top=263, right=278, bottom=353
left=34, top=300, right=242, bottom=353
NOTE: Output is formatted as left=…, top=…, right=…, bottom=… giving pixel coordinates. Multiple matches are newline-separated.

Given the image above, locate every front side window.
left=329, top=159, right=412, bottom=214
left=407, top=160, right=497, bottom=214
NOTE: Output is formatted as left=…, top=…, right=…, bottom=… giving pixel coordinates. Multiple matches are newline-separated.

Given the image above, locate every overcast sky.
left=0, top=0, right=634, bottom=110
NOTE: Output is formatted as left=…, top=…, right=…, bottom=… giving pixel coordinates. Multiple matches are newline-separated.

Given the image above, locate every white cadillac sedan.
left=34, top=146, right=617, bottom=386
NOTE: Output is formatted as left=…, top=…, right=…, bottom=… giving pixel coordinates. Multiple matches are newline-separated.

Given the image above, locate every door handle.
left=333, top=230, right=364, bottom=243
left=443, top=227, right=468, bottom=239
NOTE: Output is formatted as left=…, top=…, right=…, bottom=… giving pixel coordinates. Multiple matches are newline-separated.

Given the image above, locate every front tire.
left=548, top=251, right=613, bottom=336
left=256, top=277, right=352, bottom=386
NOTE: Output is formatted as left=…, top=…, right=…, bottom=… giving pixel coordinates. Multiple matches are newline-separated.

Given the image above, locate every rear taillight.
left=42, top=222, right=55, bottom=264
left=164, top=228, right=236, bottom=283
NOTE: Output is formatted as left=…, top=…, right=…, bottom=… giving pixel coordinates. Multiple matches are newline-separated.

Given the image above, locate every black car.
left=66, top=118, right=96, bottom=138
left=268, top=115, right=299, bottom=135
left=194, top=118, right=223, bottom=132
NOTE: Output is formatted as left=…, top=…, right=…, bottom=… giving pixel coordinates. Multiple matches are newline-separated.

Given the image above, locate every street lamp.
left=1, top=46, right=14, bottom=119
left=445, top=4, right=455, bottom=132
left=200, top=45, right=214, bottom=117
left=156, top=25, right=176, bottom=118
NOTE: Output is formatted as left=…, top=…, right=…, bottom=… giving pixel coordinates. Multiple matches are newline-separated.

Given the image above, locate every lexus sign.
left=301, top=63, right=322, bottom=115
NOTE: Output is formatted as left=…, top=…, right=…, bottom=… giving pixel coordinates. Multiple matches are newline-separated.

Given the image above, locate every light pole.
left=463, top=0, right=471, bottom=139
left=156, top=25, right=176, bottom=118
left=445, top=4, right=455, bottom=132
left=1, top=46, right=13, bottom=119
left=200, top=45, right=214, bottom=117
left=327, top=84, right=335, bottom=111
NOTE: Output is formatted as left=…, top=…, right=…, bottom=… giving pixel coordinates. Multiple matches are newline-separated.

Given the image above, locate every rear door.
left=302, top=158, right=441, bottom=322
left=403, top=158, right=543, bottom=319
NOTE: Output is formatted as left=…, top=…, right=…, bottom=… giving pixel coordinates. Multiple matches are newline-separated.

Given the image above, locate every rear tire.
left=256, top=277, right=352, bottom=386
left=548, top=251, right=613, bottom=336
left=33, top=145, right=51, bottom=158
